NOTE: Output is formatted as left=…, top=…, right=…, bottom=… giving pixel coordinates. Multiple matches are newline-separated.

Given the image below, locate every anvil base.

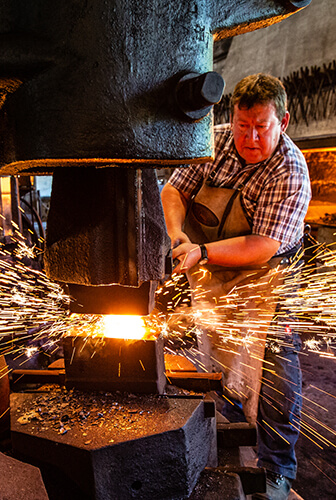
left=11, top=389, right=216, bottom=500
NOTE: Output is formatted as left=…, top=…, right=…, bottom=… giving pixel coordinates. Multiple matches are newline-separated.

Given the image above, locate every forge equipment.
left=0, top=1, right=312, bottom=499
left=0, top=0, right=311, bottom=315
left=63, top=334, right=166, bottom=394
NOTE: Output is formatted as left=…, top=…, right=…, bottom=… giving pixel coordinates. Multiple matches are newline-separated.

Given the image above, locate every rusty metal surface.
left=165, top=353, right=198, bottom=372
left=63, top=335, right=166, bottom=394
left=11, top=368, right=65, bottom=386
left=12, top=353, right=224, bottom=395
left=11, top=389, right=216, bottom=500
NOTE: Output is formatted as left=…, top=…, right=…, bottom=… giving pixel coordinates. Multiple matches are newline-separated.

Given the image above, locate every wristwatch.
left=198, top=244, right=209, bottom=265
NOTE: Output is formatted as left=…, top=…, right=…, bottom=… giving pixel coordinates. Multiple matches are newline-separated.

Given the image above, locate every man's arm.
left=172, top=235, right=280, bottom=274
left=161, top=181, right=280, bottom=273
left=161, top=183, right=192, bottom=248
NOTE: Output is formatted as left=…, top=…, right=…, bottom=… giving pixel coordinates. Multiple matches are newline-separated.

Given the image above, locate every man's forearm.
left=206, top=235, right=280, bottom=267
left=172, top=234, right=281, bottom=273
left=161, top=184, right=190, bottom=241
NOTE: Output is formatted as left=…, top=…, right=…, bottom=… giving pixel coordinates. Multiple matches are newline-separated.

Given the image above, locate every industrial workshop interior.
left=0, top=1, right=335, bottom=499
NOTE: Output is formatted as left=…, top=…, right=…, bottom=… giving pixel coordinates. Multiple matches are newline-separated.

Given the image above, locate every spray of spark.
left=0, top=229, right=335, bottom=461
left=0, top=232, right=103, bottom=361
left=154, top=236, right=336, bottom=358
left=151, top=235, right=336, bottom=460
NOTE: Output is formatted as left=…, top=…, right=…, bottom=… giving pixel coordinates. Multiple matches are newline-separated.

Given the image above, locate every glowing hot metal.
left=63, top=323, right=166, bottom=394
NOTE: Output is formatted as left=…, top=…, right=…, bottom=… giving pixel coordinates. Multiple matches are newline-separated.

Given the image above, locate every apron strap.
left=216, top=167, right=256, bottom=238
left=217, top=189, right=240, bottom=238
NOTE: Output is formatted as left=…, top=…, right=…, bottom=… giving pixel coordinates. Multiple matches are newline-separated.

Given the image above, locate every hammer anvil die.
left=0, top=0, right=311, bottom=314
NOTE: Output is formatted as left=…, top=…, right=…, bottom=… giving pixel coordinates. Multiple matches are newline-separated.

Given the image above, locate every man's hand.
left=172, top=243, right=201, bottom=273
left=170, top=230, right=191, bottom=249
left=161, top=184, right=281, bottom=273
left=171, top=234, right=280, bottom=274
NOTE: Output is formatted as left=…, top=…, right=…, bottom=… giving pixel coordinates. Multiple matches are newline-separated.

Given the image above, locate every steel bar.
left=11, top=369, right=66, bottom=386
left=166, top=371, right=223, bottom=392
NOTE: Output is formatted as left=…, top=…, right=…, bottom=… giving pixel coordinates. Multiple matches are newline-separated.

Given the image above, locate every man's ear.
left=280, top=111, right=290, bottom=133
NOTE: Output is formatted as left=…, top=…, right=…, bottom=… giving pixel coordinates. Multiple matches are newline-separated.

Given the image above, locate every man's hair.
left=230, top=73, right=287, bottom=121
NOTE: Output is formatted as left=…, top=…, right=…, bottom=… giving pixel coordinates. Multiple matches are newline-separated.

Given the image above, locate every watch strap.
left=199, top=244, right=208, bottom=265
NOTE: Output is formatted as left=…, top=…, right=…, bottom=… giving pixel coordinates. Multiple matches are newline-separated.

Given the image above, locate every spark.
left=310, top=385, right=336, bottom=400
left=291, top=422, right=324, bottom=450
left=0, top=230, right=335, bottom=461
left=152, top=235, right=336, bottom=456
left=139, top=359, right=145, bottom=371
left=309, top=461, right=336, bottom=487
left=262, top=420, right=290, bottom=444
left=300, top=419, right=336, bottom=449
left=0, top=407, right=10, bottom=420
left=25, top=347, right=38, bottom=358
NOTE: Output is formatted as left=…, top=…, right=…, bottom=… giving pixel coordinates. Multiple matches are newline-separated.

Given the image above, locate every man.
left=161, top=73, right=311, bottom=500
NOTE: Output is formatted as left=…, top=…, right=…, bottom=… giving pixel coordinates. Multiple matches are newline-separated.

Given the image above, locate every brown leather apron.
left=183, top=180, right=285, bottom=423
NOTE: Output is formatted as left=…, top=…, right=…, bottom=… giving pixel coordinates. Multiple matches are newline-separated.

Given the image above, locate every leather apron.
left=183, top=180, right=285, bottom=423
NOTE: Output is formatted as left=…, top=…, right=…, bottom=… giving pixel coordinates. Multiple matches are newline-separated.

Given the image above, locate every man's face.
left=231, top=102, right=289, bottom=164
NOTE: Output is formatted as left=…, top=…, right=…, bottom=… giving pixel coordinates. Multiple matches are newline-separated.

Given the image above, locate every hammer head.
left=44, top=168, right=171, bottom=314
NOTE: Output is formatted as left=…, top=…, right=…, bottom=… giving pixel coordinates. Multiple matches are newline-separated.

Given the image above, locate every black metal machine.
left=0, top=0, right=311, bottom=314
left=0, top=1, right=312, bottom=499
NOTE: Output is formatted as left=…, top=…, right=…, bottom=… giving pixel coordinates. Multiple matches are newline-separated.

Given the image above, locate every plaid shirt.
left=168, top=124, right=311, bottom=255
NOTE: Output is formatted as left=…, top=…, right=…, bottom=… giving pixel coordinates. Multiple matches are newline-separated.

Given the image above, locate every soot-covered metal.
left=11, top=390, right=217, bottom=500
left=1, top=1, right=314, bottom=499
left=62, top=334, right=166, bottom=394
left=0, top=0, right=310, bottom=314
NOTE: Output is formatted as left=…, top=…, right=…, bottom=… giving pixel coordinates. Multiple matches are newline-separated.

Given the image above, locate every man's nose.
left=246, top=126, right=259, bottom=141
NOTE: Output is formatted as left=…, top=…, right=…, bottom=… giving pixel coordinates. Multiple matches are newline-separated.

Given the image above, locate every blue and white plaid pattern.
left=168, top=124, right=311, bottom=255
